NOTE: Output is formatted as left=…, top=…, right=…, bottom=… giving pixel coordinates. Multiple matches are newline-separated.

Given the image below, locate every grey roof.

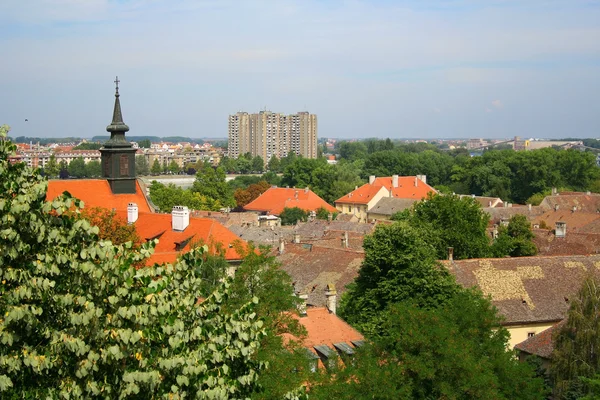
left=367, top=197, right=417, bottom=216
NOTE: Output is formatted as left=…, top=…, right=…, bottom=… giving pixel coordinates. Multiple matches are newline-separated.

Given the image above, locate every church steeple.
left=105, top=76, right=131, bottom=146
left=100, top=76, right=137, bottom=194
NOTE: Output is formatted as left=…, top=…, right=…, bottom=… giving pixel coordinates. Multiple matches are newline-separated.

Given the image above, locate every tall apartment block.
left=228, top=111, right=317, bottom=160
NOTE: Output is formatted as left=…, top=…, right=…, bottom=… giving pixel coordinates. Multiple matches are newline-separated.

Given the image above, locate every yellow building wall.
left=335, top=186, right=390, bottom=222
left=506, top=322, right=555, bottom=349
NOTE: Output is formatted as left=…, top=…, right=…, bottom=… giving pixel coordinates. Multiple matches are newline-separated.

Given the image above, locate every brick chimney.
left=172, top=206, right=190, bottom=231
left=325, top=283, right=337, bottom=314
left=127, top=202, right=138, bottom=224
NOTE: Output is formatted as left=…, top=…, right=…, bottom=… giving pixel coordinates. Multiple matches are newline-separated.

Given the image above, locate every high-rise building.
left=228, top=111, right=317, bottom=160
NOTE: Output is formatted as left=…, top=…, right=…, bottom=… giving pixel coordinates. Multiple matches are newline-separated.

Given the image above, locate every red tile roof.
left=116, top=211, right=246, bottom=265
left=47, top=179, right=152, bottom=213
left=335, top=176, right=435, bottom=205
left=244, top=187, right=337, bottom=216
left=293, top=307, right=364, bottom=349
left=514, top=320, right=566, bottom=359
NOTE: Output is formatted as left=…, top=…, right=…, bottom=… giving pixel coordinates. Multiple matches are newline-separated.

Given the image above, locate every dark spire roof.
left=105, top=76, right=131, bottom=147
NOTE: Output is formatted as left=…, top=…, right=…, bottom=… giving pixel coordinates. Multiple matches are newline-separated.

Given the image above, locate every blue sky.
left=1, top=0, right=599, bottom=139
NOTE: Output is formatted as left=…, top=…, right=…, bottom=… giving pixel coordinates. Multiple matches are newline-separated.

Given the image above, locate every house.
left=458, top=194, right=504, bottom=208
left=46, top=78, right=247, bottom=268
left=276, top=242, right=364, bottom=308
left=514, top=320, right=566, bottom=369
left=335, top=175, right=435, bottom=222
left=445, top=254, right=600, bottom=348
left=285, top=287, right=364, bottom=370
left=117, top=204, right=246, bottom=267
left=243, top=186, right=337, bottom=216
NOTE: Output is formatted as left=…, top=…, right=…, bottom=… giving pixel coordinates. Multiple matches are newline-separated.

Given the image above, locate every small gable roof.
left=514, top=320, right=566, bottom=359
left=290, top=307, right=364, bottom=349
left=47, top=179, right=152, bottom=213
left=244, top=187, right=337, bottom=216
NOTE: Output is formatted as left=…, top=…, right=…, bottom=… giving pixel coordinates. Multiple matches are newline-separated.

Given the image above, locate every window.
left=528, top=332, right=535, bottom=338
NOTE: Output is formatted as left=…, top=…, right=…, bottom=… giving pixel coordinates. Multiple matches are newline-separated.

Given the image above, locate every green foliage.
left=410, top=193, right=492, bottom=260
left=149, top=181, right=221, bottom=212
left=45, top=154, right=59, bottom=178
left=552, top=276, right=600, bottom=399
left=85, top=160, right=102, bottom=178
left=135, top=155, right=150, bottom=176
left=67, top=157, right=87, bottom=178
left=167, top=160, right=180, bottom=174
left=192, top=164, right=235, bottom=208
left=0, top=137, right=266, bottom=398
left=267, top=155, right=281, bottom=173
left=150, top=159, right=162, bottom=175
left=72, top=142, right=102, bottom=150
left=315, top=207, right=337, bottom=220
left=279, top=207, right=308, bottom=226
left=339, top=221, right=459, bottom=336
left=138, top=139, right=152, bottom=149
left=319, top=291, right=546, bottom=399
left=491, top=215, right=537, bottom=257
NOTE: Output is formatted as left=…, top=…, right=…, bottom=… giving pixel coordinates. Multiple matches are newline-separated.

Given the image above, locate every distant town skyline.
left=1, top=0, right=599, bottom=139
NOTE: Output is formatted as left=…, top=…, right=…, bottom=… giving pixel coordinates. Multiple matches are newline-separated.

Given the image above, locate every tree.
left=490, top=214, right=537, bottom=258
left=315, top=290, right=546, bottom=399
left=279, top=207, right=308, bottom=226
left=85, top=160, right=102, bottom=177
left=68, top=157, right=86, bottom=178
left=167, top=159, right=180, bottom=174
left=78, top=207, right=141, bottom=246
left=408, top=193, right=491, bottom=260
left=73, top=142, right=102, bottom=150
left=58, top=160, right=69, bottom=179
left=45, top=154, right=59, bottom=178
left=0, top=137, right=267, bottom=398
left=150, top=158, right=162, bottom=175
left=339, top=221, right=458, bottom=336
left=135, top=155, right=150, bottom=176
left=149, top=181, right=219, bottom=212
left=316, top=206, right=337, bottom=220
left=234, top=181, right=270, bottom=210
left=251, top=156, right=265, bottom=173
left=191, top=164, right=235, bottom=208
left=138, top=139, right=152, bottom=148
left=267, top=155, right=281, bottom=173
left=552, top=276, right=600, bottom=399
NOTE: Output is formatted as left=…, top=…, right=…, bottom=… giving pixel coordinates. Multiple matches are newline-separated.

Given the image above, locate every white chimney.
left=297, top=292, right=308, bottom=316
left=369, top=175, right=376, bottom=185
left=293, top=233, right=300, bottom=244
left=414, top=177, right=418, bottom=187
left=555, top=221, right=567, bottom=238
left=327, top=213, right=333, bottom=222
left=279, top=237, right=285, bottom=254
left=416, top=174, right=427, bottom=184
left=325, top=284, right=337, bottom=314
left=528, top=204, right=532, bottom=211
left=172, top=206, right=190, bottom=231
left=304, top=186, right=309, bottom=193
left=342, top=231, right=349, bottom=248
left=392, top=175, right=399, bottom=188
left=554, top=204, right=559, bottom=211
left=572, top=206, right=577, bottom=212
left=127, top=202, right=138, bottom=224
left=448, top=247, right=454, bottom=262
left=488, top=201, right=492, bottom=207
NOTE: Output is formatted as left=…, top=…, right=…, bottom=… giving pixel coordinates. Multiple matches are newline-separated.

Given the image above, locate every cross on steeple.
left=114, top=76, right=120, bottom=94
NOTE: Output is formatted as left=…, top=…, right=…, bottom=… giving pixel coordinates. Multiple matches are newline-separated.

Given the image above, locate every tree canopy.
left=0, top=137, right=267, bottom=398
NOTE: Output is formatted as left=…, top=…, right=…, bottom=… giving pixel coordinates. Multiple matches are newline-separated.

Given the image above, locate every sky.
left=1, top=0, right=599, bottom=140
